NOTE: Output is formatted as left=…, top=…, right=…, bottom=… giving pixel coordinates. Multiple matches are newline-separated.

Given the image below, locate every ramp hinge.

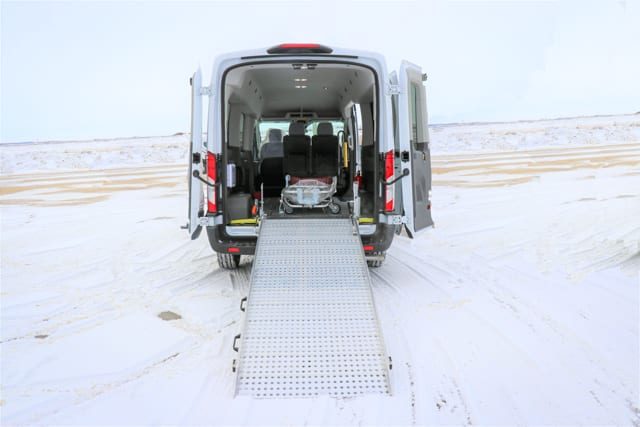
left=386, top=84, right=400, bottom=96
left=200, top=86, right=212, bottom=96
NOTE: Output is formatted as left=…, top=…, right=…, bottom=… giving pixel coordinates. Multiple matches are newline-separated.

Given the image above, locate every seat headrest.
left=317, top=122, right=333, bottom=136
left=289, top=122, right=306, bottom=136
left=267, top=128, right=282, bottom=143
left=260, top=142, right=284, bottom=159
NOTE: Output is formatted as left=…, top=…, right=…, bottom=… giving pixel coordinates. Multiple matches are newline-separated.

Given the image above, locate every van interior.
left=221, top=62, right=378, bottom=224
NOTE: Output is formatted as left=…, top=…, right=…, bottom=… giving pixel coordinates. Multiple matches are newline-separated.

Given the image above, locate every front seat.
left=311, top=122, right=339, bottom=177
left=259, top=128, right=284, bottom=196
left=283, top=122, right=311, bottom=177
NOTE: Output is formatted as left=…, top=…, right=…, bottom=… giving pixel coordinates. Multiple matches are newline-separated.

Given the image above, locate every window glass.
left=409, top=83, right=419, bottom=143
left=256, top=119, right=345, bottom=155
left=305, top=120, right=344, bottom=136
left=256, top=120, right=289, bottom=157
left=238, top=113, right=245, bottom=146
left=391, top=94, right=398, bottom=150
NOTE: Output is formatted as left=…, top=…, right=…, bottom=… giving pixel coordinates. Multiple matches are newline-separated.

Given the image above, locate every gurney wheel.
left=284, top=205, right=294, bottom=214
left=328, top=203, right=341, bottom=214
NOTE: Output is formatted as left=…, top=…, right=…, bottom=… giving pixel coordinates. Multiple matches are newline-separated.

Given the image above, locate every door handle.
left=383, top=168, right=410, bottom=186
left=192, top=170, right=215, bottom=187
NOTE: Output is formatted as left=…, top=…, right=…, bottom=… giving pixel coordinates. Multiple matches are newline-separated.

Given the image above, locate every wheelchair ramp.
left=234, top=218, right=391, bottom=398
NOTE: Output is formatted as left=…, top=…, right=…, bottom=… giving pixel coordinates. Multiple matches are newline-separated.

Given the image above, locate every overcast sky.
left=1, top=0, right=639, bottom=143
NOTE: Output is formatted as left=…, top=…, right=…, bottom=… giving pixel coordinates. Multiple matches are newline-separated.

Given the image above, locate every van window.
left=409, top=83, right=419, bottom=144
left=409, top=82, right=426, bottom=152
left=257, top=120, right=289, bottom=156
left=238, top=113, right=245, bottom=146
left=391, top=94, right=399, bottom=150
left=305, top=120, right=344, bottom=136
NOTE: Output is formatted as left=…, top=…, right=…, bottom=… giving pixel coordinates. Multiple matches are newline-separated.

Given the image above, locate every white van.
left=186, top=43, right=434, bottom=269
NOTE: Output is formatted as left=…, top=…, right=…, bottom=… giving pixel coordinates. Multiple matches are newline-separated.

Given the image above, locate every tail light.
left=355, top=172, right=363, bottom=189
left=384, top=150, right=395, bottom=212
left=267, top=43, right=333, bottom=54
left=206, top=151, right=217, bottom=213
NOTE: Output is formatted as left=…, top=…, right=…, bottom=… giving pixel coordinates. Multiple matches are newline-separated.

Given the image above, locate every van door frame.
left=187, top=69, right=205, bottom=239
left=217, top=59, right=382, bottom=220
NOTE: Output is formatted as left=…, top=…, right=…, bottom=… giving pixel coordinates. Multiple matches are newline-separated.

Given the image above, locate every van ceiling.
left=225, top=63, right=375, bottom=118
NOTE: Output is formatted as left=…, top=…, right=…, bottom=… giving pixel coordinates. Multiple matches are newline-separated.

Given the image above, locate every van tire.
left=367, top=251, right=386, bottom=268
left=217, top=253, right=241, bottom=269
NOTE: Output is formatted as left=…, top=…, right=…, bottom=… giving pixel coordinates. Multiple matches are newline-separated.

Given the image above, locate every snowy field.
left=1, top=114, right=639, bottom=425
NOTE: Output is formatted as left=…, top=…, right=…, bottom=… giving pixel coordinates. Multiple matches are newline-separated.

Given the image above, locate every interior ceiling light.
left=295, top=85, right=307, bottom=89
left=294, top=78, right=308, bottom=82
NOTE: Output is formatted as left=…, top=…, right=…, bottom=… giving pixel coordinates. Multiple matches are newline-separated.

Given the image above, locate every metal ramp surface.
left=234, top=218, right=391, bottom=398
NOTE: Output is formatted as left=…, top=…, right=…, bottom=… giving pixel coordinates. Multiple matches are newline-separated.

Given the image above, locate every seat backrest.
left=283, top=122, right=311, bottom=177
left=259, top=138, right=285, bottom=196
left=260, top=141, right=283, bottom=159
left=311, top=122, right=339, bottom=177
left=267, top=128, right=282, bottom=143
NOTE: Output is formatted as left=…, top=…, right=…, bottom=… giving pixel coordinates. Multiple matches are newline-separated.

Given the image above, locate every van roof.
left=212, top=45, right=387, bottom=70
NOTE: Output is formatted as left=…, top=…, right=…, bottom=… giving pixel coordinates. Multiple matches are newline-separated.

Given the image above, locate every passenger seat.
left=311, top=122, right=339, bottom=177
left=283, top=122, right=311, bottom=177
left=259, top=129, right=284, bottom=196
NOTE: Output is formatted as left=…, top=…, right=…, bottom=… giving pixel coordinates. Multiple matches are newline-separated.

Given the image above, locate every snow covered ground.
left=1, top=114, right=639, bottom=425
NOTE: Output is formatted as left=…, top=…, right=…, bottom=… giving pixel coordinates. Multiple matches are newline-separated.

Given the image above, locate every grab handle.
left=232, top=334, right=241, bottom=352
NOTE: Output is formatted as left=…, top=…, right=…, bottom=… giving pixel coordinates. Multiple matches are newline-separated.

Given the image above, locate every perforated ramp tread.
left=234, top=218, right=391, bottom=398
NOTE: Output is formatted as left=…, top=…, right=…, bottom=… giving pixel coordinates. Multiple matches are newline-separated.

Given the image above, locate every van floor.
left=261, top=196, right=351, bottom=219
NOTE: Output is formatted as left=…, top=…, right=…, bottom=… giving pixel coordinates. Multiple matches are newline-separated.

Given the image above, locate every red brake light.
left=355, top=173, right=363, bottom=188
left=207, top=151, right=217, bottom=213
left=267, top=43, right=333, bottom=54
left=384, top=150, right=395, bottom=212
left=228, top=247, right=240, bottom=254
left=363, top=245, right=375, bottom=252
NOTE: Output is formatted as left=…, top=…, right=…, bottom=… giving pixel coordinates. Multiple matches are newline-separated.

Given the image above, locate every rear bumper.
left=360, top=223, right=396, bottom=253
left=206, top=225, right=257, bottom=255
left=206, top=222, right=396, bottom=256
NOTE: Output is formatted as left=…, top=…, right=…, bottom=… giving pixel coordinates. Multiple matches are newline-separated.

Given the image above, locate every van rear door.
left=396, top=60, right=434, bottom=237
left=187, top=69, right=204, bottom=239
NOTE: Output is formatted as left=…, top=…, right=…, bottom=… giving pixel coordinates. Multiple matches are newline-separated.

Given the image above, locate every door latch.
left=401, top=151, right=410, bottom=162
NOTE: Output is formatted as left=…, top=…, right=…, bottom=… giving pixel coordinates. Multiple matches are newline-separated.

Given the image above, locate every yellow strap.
left=342, top=141, right=349, bottom=169
left=230, top=218, right=258, bottom=225
left=358, top=217, right=374, bottom=224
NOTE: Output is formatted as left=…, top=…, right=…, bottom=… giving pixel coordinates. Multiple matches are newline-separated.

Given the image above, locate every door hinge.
left=198, top=216, right=216, bottom=227
left=199, top=86, right=212, bottom=96
left=380, top=214, right=407, bottom=225
left=386, top=84, right=400, bottom=96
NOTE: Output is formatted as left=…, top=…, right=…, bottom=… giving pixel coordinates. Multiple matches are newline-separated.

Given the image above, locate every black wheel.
left=328, top=203, right=341, bottom=214
left=217, top=252, right=241, bottom=269
left=367, top=251, right=386, bottom=268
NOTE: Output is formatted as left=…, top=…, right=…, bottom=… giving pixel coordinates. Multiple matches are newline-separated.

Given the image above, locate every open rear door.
left=397, top=60, right=434, bottom=237
left=187, top=69, right=204, bottom=239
